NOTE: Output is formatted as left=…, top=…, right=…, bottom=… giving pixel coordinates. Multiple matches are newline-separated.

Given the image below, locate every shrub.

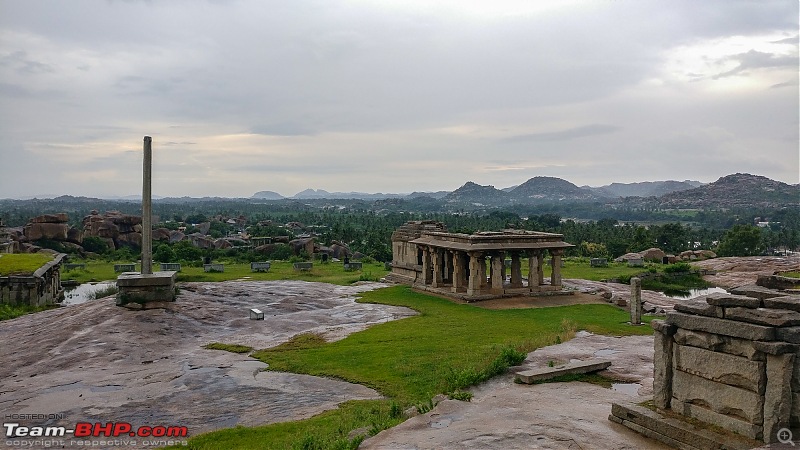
left=82, top=236, right=109, bottom=254
left=663, top=262, right=692, bottom=274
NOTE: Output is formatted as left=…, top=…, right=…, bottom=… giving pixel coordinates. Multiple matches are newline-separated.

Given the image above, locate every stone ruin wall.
left=0, top=253, right=66, bottom=306
left=387, top=221, right=447, bottom=284
left=652, top=290, right=800, bottom=444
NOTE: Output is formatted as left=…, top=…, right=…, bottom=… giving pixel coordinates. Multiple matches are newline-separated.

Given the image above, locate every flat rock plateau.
left=0, top=281, right=415, bottom=436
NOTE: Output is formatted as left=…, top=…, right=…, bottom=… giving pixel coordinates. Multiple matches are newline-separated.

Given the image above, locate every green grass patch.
left=0, top=303, right=57, bottom=321
left=204, top=343, right=253, bottom=354
left=0, top=253, right=54, bottom=276
left=781, top=271, right=800, bottom=279
left=252, top=285, right=652, bottom=405
left=60, top=259, right=389, bottom=285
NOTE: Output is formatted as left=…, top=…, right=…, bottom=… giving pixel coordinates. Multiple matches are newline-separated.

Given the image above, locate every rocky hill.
left=659, top=173, right=799, bottom=208
left=510, top=176, right=602, bottom=203
left=585, top=180, right=703, bottom=198
left=443, top=182, right=509, bottom=206
left=251, top=190, right=285, bottom=200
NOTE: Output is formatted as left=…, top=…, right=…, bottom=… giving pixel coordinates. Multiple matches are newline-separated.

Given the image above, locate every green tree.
left=716, top=224, right=764, bottom=256
left=153, top=244, right=177, bottom=263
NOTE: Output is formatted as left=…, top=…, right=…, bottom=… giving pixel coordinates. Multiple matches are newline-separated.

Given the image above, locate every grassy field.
left=171, top=285, right=654, bottom=449
left=0, top=253, right=54, bottom=276
left=61, top=259, right=390, bottom=285
left=60, top=256, right=650, bottom=285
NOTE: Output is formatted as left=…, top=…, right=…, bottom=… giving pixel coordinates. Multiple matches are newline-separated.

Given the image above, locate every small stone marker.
left=250, top=261, right=271, bottom=272
left=630, top=277, right=642, bottom=325
left=204, top=263, right=224, bottom=272
left=627, top=258, right=644, bottom=267
left=590, top=258, right=608, bottom=267
left=249, top=308, right=264, bottom=320
left=160, top=263, right=181, bottom=272
left=114, top=263, right=136, bottom=273
left=515, top=359, right=612, bottom=384
left=293, top=262, right=313, bottom=271
left=343, top=262, right=362, bottom=271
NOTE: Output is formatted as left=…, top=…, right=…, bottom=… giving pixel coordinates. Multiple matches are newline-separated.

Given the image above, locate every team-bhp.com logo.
left=5, top=422, right=188, bottom=438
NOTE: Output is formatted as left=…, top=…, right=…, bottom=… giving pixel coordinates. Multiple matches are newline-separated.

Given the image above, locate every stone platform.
left=609, top=402, right=761, bottom=450
left=116, top=271, right=177, bottom=308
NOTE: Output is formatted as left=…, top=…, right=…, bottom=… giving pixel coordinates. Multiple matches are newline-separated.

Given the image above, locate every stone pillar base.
left=116, top=271, right=177, bottom=307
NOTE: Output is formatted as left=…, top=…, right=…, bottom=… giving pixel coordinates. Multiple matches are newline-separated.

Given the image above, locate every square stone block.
left=116, top=271, right=177, bottom=306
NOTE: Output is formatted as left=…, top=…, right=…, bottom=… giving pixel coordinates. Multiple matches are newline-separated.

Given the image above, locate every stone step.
left=515, top=358, right=611, bottom=384
left=609, top=402, right=761, bottom=450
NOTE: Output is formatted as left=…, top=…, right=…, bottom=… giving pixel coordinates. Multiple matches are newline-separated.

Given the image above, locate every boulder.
left=641, top=248, right=666, bottom=262
left=31, top=213, right=68, bottom=223
left=329, top=241, right=352, bottom=259
left=153, top=228, right=171, bottom=242
left=699, top=250, right=717, bottom=259
left=66, top=227, right=83, bottom=244
left=214, top=239, right=232, bottom=249
left=615, top=252, right=642, bottom=263
left=24, top=222, right=69, bottom=241
left=169, top=230, right=186, bottom=243
left=117, top=232, right=142, bottom=249
left=196, top=222, right=211, bottom=235
left=190, top=234, right=215, bottom=249
left=289, top=237, right=315, bottom=256
left=255, top=244, right=277, bottom=254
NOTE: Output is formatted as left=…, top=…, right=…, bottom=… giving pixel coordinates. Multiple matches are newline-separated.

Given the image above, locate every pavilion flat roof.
left=409, top=230, right=574, bottom=252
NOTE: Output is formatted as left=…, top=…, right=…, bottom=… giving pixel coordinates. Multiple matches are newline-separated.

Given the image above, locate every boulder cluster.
left=615, top=247, right=717, bottom=263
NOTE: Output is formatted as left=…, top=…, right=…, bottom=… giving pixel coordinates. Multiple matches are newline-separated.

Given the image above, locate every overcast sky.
left=0, top=0, right=797, bottom=198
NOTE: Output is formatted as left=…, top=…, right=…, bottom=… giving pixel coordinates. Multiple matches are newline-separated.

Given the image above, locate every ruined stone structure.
left=612, top=289, right=800, bottom=447
left=387, top=221, right=573, bottom=300
left=0, top=218, right=12, bottom=254
left=0, top=253, right=66, bottom=305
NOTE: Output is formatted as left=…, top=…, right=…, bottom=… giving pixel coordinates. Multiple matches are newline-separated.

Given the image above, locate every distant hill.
left=406, top=191, right=450, bottom=200
left=288, top=189, right=404, bottom=200
left=659, top=173, right=799, bottom=208
left=584, top=180, right=703, bottom=198
left=251, top=190, right=285, bottom=200
left=444, top=182, right=509, bottom=205
left=510, top=176, right=602, bottom=203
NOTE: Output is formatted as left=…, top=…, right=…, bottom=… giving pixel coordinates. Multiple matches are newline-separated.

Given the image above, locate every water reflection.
left=663, top=287, right=728, bottom=300
left=62, top=281, right=117, bottom=305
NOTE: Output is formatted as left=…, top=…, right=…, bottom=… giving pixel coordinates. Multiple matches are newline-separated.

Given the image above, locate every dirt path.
left=0, top=280, right=415, bottom=438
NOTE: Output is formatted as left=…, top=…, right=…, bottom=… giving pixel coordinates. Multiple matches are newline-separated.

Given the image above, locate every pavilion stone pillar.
left=421, top=247, right=432, bottom=285
left=550, top=249, right=563, bottom=287
left=480, top=255, right=488, bottom=288
left=510, top=252, right=523, bottom=288
left=451, top=251, right=465, bottom=292
left=431, top=248, right=443, bottom=288
left=467, top=252, right=483, bottom=296
left=443, top=250, right=452, bottom=284
left=491, top=254, right=504, bottom=292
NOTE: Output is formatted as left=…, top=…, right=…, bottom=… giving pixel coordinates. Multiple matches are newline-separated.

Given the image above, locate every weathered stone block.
left=653, top=328, right=673, bottom=409
left=752, top=341, right=799, bottom=355
left=673, top=328, right=724, bottom=351
left=763, top=353, right=795, bottom=443
left=672, top=399, right=763, bottom=440
left=672, top=369, right=764, bottom=424
left=116, top=271, right=177, bottom=305
left=794, top=352, right=800, bottom=391
left=793, top=392, right=800, bottom=427
left=673, top=345, right=765, bottom=393
left=758, top=275, right=800, bottom=291
left=729, top=285, right=787, bottom=300
left=666, top=312, right=775, bottom=341
left=651, top=319, right=676, bottom=336
left=515, top=359, right=611, bottom=384
left=764, top=295, right=800, bottom=313
left=674, top=300, right=724, bottom=318
left=725, top=307, right=800, bottom=327
left=778, top=327, right=800, bottom=344
left=704, top=292, right=761, bottom=308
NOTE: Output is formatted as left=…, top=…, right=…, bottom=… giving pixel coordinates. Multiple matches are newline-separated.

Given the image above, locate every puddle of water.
left=663, top=287, right=728, bottom=300
left=575, top=330, right=594, bottom=338
left=62, top=282, right=117, bottom=305
left=612, top=383, right=641, bottom=396
left=594, top=349, right=619, bottom=357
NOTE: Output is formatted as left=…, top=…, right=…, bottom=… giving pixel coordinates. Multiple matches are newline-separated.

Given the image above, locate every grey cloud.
left=501, top=125, right=621, bottom=143
left=712, top=50, right=799, bottom=79
left=0, top=50, right=54, bottom=74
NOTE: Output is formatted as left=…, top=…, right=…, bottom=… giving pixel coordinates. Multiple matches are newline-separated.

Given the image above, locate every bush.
left=82, top=236, right=109, bottom=254
left=153, top=244, right=177, bottom=263
left=663, top=262, right=692, bottom=274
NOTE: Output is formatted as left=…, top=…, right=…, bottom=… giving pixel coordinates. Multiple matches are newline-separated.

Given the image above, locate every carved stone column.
left=451, top=251, right=465, bottom=292
left=491, top=254, right=504, bottom=292
left=421, top=246, right=432, bottom=285
left=550, top=249, right=563, bottom=287
left=467, top=252, right=483, bottom=296
left=510, top=252, right=523, bottom=288
left=431, top=248, right=443, bottom=288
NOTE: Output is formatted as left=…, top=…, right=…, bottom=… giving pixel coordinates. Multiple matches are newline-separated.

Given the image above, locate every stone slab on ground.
left=666, top=311, right=776, bottom=341
left=609, top=402, right=761, bottom=450
left=729, top=284, right=788, bottom=300
left=515, top=359, right=612, bottom=384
